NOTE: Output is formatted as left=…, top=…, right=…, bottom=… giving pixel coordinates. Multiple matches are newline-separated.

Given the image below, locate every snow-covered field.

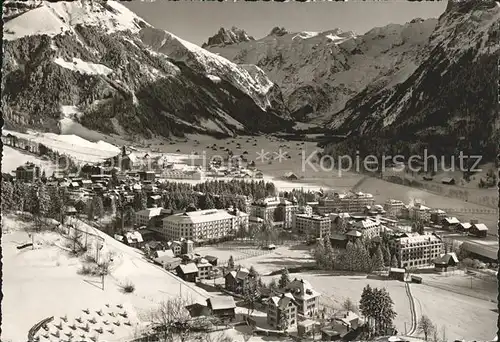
left=195, top=242, right=314, bottom=274
left=3, top=129, right=120, bottom=163
left=2, top=146, right=56, bottom=175
left=1, top=214, right=209, bottom=342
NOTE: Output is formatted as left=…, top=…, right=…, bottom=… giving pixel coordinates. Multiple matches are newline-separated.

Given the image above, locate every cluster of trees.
left=359, top=285, right=397, bottom=337
left=2, top=180, right=67, bottom=227
left=478, top=168, right=497, bottom=188
left=278, top=189, right=318, bottom=206
left=192, top=180, right=276, bottom=200
left=417, top=315, right=449, bottom=342
left=313, top=236, right=398, bottom=273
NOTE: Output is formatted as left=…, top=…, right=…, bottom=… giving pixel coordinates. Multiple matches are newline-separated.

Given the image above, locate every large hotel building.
left=161, top=209, right=249, bottom=241
left=293, top=214, right=331, bottom=239
left=317, top=192, right=375, bottom=214
left=250, top=197, right=298, bottom=229
left=394, top=233, right=444, bottom=268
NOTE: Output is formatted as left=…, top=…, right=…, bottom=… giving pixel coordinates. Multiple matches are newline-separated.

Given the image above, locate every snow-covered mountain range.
left=2, top=0, right=292, bottom=138
left=204, top=0, right=499, bottom=159
left=324, top=0, right=499, bottom=160
left=3, top=0, right=498, bottom=160
left=204, top=22, right=436, bottom=122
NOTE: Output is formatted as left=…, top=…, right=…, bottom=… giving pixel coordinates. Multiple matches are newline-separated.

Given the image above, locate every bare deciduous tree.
left=148, top=296, right=194, bottom=342
left=342, top=297, right=357, bottom=313
left=417, top=315, right=435, bottom=341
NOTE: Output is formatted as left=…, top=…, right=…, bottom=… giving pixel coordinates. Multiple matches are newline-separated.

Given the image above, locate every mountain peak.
left=202, top=26, right=254, bottom=48
left=268, top=26, right=288, bottom=37
left=3, top=0, right=151, bottom=41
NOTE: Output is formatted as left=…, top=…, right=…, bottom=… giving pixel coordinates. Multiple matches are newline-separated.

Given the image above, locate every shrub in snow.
left=122, top=281, right=135, bottom=293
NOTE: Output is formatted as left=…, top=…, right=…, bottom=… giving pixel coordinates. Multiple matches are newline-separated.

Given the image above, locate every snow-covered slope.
left=324, top=0, right=499, bottom=161
left=2, top=0, right=291, bottom=139
left=3, top=0, right=150, bottom=40
left=204, top=22, right=435, bottom=122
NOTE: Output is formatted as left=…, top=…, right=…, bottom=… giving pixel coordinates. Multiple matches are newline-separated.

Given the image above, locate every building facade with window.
left=285, top=279, right=321, bottom=317
left=267, top=293, right=298, bottom=330
left=384, top=199, right=406, bottom=217
left=135, top=207, right=167, bottom=227
left=162, top=209, right=237, bottom=241
left=293, top=214, right=331, bottom=239
left=317, top=192, right=375, bottom=214
left=15, top=163, right=40, bottom=182
left=250, top=197, right=298, bottom=229
left=395, top=233, right=444, bottom=268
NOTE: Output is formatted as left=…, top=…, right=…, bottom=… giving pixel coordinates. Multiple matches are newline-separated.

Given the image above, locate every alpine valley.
left=2, top=0, right=499, bottom=159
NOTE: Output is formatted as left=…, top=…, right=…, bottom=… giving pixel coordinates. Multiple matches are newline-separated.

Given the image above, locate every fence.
left=27, top=316, right=54, bottom=342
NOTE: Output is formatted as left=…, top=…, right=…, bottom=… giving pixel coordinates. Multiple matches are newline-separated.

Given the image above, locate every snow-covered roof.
left=178, top=263, right=198, bottom=274
left=443, top=217, right=460, bottom=224
left=473, top=223, right=488, bottom=231
left=163, top=209, right=235, bottom=225
left=136, top=207, right=164, bottom=218
left=208, top=296, right=236, bottom=310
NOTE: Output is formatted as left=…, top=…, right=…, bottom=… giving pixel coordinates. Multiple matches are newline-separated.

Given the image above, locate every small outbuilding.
left=441, top=177, right=455, bottom=185
left=388, top=268, right=406, bottom=281
left=470, top=223, right=488, bottom=238
left=411, top=275, right=423, bottom=284
left=298, top=319, right=317, bottom=337
left=176, top=263, right=199, bottom=283
left=206, top=296, right=236, bottom=322
left=433, top=252, right=459, bottom=272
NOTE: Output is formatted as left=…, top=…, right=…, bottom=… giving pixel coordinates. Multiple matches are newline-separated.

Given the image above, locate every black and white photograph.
left=1, top=0, right=499, bottom=341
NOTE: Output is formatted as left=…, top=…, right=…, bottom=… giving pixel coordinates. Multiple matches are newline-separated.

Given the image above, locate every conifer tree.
left=382, top=245, right=392, bottom=267
left=371, top=245, right=385, bottom=271
left=391, top=255, right=399, bottom=268
left=228, top=255, right=235, bottom=270
left=278, top=268, right=290, bottom=289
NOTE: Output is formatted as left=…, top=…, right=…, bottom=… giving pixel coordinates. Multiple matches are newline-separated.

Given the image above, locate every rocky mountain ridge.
left=2, top=0, right=292, bottom=139
left=324, top=0, right=499, bottom=160
left=202, top=26, right=254, bottom=48
left=204, top=21, right=436, bottom=122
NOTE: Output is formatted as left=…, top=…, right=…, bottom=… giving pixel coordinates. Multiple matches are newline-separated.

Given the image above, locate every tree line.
left=313, top=233, right=400, bottom=272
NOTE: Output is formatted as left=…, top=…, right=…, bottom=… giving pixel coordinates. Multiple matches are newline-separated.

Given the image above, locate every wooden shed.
left=388, top=268, right=406, bottom=281
left=411, top=275, right=422, bottom=284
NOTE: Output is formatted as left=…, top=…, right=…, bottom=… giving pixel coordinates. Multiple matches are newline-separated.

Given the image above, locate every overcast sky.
left=125, top=1, right=447, bottom=46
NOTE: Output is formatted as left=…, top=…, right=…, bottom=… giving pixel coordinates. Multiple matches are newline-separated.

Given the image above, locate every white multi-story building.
left=353, top=218, right=383, bottom=239
left=395, top=233, right=444, bottom=268
left=285, top=279, right=321, bottom=317
left=267, top=293, right=298, bottom=329
left=135, top=207, right=166, bottom=226
left=297, top=205, right=313, bottom=216
left=162, top=209, right=238, bottom=241
left=384, top=199, right=406, bottom=217
left=409, top=203, right=431, bottom=222
left=317, top=192, right=375, bottom=214
left=293, top=214, right=331, bottom=239
left=251, top=197, right=298, bottom=229
left=227, top=207, right=249, bottom=232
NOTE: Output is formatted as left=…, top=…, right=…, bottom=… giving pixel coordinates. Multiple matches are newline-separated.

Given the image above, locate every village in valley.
left=1, top=130, right=498, bottom=342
